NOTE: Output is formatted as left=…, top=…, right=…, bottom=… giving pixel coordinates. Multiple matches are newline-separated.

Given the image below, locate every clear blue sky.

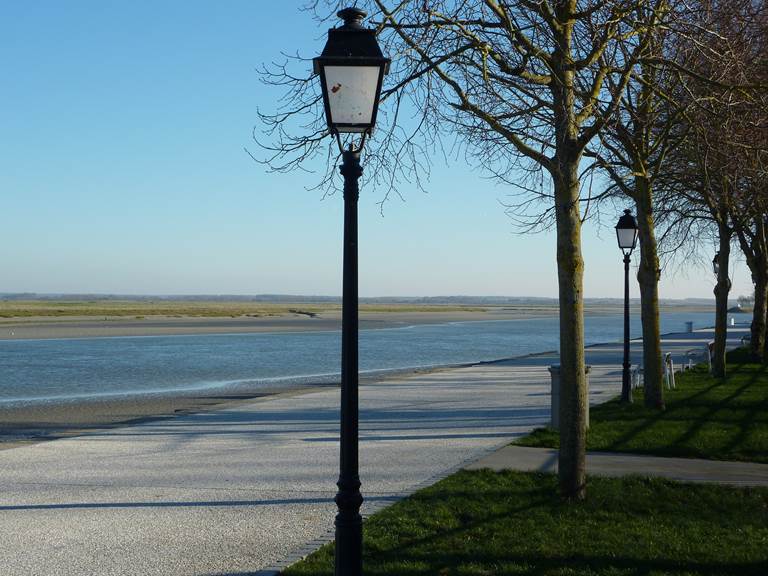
left=0, top=1, right=752, bottom=300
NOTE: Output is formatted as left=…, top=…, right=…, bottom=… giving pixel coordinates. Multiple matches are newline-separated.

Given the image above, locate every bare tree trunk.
left=713, top=225, right=731, bottom=377
left=634, top=181, right=665, bottom=409
left=752, top=274, right=767, bottom=361
left=735, top=221, right=767, bottom=362
left=552, top=7, right=587, bottom=501
left=555, top=159, right=587, bottom=501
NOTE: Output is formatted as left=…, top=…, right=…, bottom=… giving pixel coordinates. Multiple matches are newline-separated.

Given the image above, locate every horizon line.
left=0, top=292, right=722, bottom=303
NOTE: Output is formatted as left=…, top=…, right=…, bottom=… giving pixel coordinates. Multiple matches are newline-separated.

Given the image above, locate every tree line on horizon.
left=258, top=0, right=767, bottom=500
left=0, top=293, right=728, bottom=305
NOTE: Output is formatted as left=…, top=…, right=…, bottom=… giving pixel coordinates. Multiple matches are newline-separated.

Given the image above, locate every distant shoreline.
left=0, top=309, right=539, bottom=340
left=0, top=302, right=717, bottom=341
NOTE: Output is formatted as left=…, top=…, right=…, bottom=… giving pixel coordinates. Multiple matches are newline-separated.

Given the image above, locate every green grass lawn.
left=284, top=470, right=768, bottom=576
left=517, top=349, right=768, bottom=463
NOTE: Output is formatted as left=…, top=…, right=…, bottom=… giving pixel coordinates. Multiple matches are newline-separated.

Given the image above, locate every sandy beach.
left=0, top=307, right=557, bottom=341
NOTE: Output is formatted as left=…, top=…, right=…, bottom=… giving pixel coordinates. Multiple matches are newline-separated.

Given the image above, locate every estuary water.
left=0, top=311, right=717, bottom=405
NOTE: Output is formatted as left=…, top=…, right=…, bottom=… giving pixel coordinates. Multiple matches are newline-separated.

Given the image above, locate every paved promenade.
left=0, top=326, right=748, bottom=575
left=467, top=445, right=768, bottom=486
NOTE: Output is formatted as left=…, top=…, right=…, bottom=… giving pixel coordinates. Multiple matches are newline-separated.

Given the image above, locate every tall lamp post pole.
left=313, top=9, right=389, bottom=575
left=337, top=145, right=363, bottom=572
left=616, top=210, right=639, bottom=403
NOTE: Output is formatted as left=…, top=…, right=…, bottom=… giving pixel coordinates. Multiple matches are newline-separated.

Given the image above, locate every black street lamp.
left=313, top=8, right=389, bottom=576
left=616, top=209, right=639, bottom=403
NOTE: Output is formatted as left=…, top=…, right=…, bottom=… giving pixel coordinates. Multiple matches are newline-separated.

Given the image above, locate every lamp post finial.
left=337, top=7, right=367, bottom=29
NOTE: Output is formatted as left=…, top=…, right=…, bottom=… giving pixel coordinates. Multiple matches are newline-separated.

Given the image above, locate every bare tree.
left=257, top=1, right=665, bottom=499
left=656, top=0, right=768, bottom=374
left=736, top=214, right=768, bottom=360
left=589, top=0, right=768, bottom=387
left=661, top=102, right=746, bottom=376
left=586, top=0, right=681, bottom=409
left=730, top=117, right=768, bottom=360
left=730, top=7, right=768, bottom=360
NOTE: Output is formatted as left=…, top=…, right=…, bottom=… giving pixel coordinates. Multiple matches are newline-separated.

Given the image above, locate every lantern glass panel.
left=616, top=227, right=638, bottom=249
left=323, top=65, right=380, bottom=131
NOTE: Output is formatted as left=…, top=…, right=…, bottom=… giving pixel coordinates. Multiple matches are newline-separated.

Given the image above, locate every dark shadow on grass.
left=669, top=365, right=765, bottom=455
left=368, top=494, right=553, bottom=554
left=360, top=476, right=768, bottom=575
left=360, top=550, right=768, bottom=576
left=601, top=370, right=734, bottom=452
left=722, top=377, right=768, bottom=457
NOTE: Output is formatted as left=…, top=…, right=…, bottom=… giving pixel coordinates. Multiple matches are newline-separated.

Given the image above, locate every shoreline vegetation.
left=0, top=296, right=720, bottom=319
left=0, top=301, right=526, bottom=341
left=0, top=300, right=492, bottom=318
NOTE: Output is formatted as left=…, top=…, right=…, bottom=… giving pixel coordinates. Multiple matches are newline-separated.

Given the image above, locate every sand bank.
left=0, top=307, right=561, bottom=341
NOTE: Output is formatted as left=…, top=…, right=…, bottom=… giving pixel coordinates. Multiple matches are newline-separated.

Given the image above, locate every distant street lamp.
left=712, top=250, right=732, bottom=291
left=712, top=251, right=732, bottom=288
left=616, top=209, right=639, bottom=403
left=313, top=7, right=389, bottom=576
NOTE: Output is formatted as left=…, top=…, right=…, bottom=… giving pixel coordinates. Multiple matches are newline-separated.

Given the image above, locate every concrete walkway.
left=0, top=326, right=750, bottom=575
left=467, top=445, right=768, bottom=487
